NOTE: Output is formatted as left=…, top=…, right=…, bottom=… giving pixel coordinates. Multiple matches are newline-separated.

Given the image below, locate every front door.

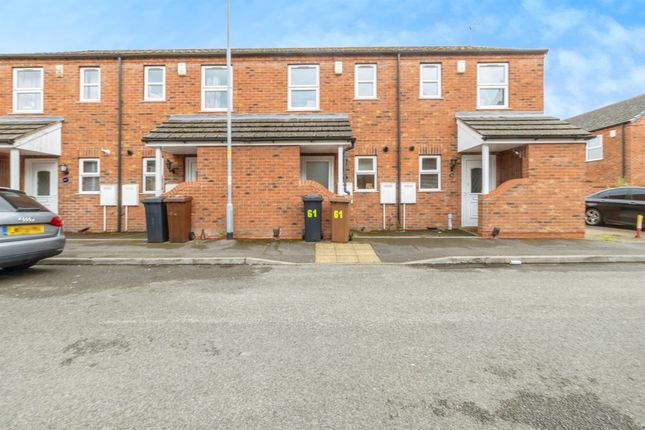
left=461, top=156, right=496, bottom=227
left=301, top=156, right=334, bottom=191
left=25, top=159, right=58, bottom=213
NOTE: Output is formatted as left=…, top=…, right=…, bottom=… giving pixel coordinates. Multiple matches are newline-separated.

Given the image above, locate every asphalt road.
left=1, top=264, right=644, bottom=429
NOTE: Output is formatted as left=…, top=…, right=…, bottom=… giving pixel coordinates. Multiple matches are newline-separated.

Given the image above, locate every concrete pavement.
left=1, top=264, right=644, bottom=429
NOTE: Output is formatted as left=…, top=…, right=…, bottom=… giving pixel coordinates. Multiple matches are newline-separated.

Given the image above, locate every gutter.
left=116, top=56, right=123, bottom=232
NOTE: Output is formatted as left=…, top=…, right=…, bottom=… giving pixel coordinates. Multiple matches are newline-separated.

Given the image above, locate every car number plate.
left=2, top=224, right=45, bottom=236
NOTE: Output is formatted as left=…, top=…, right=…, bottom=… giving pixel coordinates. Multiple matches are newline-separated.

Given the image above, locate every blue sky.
left=1, top=0, right=643, bottom=118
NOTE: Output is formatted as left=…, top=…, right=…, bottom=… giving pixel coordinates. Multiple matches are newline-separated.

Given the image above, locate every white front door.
left=25, top=159, right=58, bottom=213
left=185, top=157, right=197, bottom=182
left=461, top=155, right=496, bottom=227
left=301, top=156, right=334, bottom=191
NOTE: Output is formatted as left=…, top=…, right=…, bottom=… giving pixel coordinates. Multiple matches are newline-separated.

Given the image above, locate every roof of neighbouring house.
left=143, top=114, right=354, bottom=143
left=0, top=45, right=548, bottom=59
left=457, top=113, right=593, bottom=140
left=567, top=93, right=645, bottom=132
left=0, top=119, right=61, bottom=144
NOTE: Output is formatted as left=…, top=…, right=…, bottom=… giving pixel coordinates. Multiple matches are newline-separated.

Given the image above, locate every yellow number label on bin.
left=307, top=209, right=318, bottom=218
left=333, top=210, right=343, bottom=219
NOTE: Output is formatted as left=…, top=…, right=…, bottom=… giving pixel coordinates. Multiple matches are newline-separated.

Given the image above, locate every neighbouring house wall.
left=583, top=124, right=626, bottom=194
left=0, top=52, right=544, bottom=234
left=478, top=143, right=586, bottom=239
left=626, top=116, right=645, bottom=186
left=163, top=146, right=336, bottom=239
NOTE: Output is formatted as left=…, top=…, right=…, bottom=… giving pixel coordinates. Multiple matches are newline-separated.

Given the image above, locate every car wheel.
left=585, top=208, right=602, bottom=226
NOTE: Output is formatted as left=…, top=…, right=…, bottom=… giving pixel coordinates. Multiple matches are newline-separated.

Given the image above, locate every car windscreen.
left=0, top=190, right=49, bottom=212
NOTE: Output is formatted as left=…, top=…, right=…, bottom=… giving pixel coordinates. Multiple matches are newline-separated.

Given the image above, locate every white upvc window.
left=586, top=135, right=604, bottom=162
left=80, top=67, right=101, bottom=102
left=13, top=68, right=44, bottom=113
left=419, top=156, right=441, bottom=191
left=288, top=65, right=319, bottom=110
left=142, top=158, right=157, bottom=193
left=419, top=64, right=441, bottom=99
left=202, top=65, right=231, bottom=111
left=355, top=64, right=377, bottom=99
left=144, top=66, right=166, bottom=101
left=354, top=156, right=377, bottom=192
left=79, top=158, right=100, bottom=194
left=477, top=63, right=509, bottom=108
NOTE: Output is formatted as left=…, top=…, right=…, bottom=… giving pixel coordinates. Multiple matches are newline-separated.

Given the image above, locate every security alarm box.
left=380, top=182, right=396, bottom=204
left=401, top=182, right=416, bottom=204
left=99, top=184, right=117, bottom=206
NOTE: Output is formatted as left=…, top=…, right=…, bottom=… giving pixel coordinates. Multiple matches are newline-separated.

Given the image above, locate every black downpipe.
left=116, top=56, right=123, bottom=232
left=621, top=123, right=626, bottom=179
left=396, top=52, right=402, bottom=228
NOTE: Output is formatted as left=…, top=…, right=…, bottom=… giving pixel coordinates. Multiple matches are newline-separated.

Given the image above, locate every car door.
left=626, top=188, right=645, bottom=226
left=597, top=189, right=628, bottom=224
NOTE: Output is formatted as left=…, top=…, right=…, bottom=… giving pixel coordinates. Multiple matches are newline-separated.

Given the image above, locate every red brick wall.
left=583, top=124, right=626, bottom=194
left=626, top=116, right=645, bottom=186
left=164, top=145, right=336, bottom=239
left=478, top=143, right=586, bottom=239
left=0, top=52, right=545, bottom=235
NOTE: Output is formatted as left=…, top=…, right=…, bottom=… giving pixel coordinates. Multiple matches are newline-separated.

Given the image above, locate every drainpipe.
left=116, top=56, right=123, bottom=232
left=621, top=123, right=626, bottom=180
left=396, top=52, right=402, bottom=228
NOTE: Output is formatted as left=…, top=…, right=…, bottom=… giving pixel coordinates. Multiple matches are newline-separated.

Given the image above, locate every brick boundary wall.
left=478, top=143, right=586, bottom=239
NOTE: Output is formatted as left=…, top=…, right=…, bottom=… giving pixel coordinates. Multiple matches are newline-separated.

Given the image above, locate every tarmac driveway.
left=1, top=264, right=644, bottom=429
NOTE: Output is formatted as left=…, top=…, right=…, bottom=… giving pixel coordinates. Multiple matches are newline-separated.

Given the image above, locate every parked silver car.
left=0, top=188, right=65, bottom=270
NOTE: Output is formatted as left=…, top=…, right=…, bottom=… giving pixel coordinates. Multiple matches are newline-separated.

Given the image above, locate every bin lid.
left=330, top=195, right=352, bottom=203
left=164, top=195, right=193, bottom=203
left=303, top=194, right=323, bottom=202
left=142, top=197, right=165, bottom=204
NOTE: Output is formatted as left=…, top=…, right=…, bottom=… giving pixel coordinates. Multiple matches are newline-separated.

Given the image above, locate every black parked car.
left=585, top=186, right=645, bottom=227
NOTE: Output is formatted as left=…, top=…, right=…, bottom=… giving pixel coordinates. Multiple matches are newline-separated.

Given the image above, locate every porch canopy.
left=142, top=114, right=354, bottom=195
left=456, top=112, right=592, bottom=193
left=0, top=117, right=63, bottom=189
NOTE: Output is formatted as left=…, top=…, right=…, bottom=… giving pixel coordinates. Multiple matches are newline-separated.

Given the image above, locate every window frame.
left=144, top=66, right=166, bottom=102
left=477, top=63, right=509, bottom=109
left=78, top=158, right=100, bottom=195
left=201, top=65, right=232, bottom=112
left=585, top=135, right=604, bottom=162
left=419, top=155, right=442, bottom=192
left=288, top=64, right=320, bottom=111
left=354, top=156, right=378, bottom=193
left=354, top=63, right=377, bottom=100
left=79, top=67, right=101, bottom=102
left=419, top=64, right=442, bottom=99
left=142, top=158, right=157, bottom=194
left=13, top=67, right=44, bottom=114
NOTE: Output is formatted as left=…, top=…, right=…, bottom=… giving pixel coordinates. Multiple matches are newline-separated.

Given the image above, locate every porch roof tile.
left=457, top=114, right=593, bottom=140
left=0, top=120, right=59, bottom=144
left=142, top=114, right=354, bottom=143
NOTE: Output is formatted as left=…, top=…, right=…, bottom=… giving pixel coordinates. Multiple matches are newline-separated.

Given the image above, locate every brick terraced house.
left=0, top=46, right=593, bottom=239
left=567, top=93, right=645, bottom=194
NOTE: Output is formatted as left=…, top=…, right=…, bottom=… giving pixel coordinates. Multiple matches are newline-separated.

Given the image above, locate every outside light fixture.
left=450, top=157, right=459, bottom=172
left=60, top=163, right=69, bottom=175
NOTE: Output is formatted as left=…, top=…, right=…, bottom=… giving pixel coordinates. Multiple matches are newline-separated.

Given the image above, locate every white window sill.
left=288, top=108, right=320, bottom=112
left=78, top=191, right=100, bottom=195
left=419, top=96, right=443, bottom=100
left=354, top=97, right=378, bottom=101
left=12, top=110, right=44, bottom=115
left=353, top=189, right=378, bottom=193
left=201, top=109, right=230, bottom=112
left=477, top=106, right=510, bottom=110
left=143, top=99, right=166, bottom=103
left=585, top=158, right=604, bottom=163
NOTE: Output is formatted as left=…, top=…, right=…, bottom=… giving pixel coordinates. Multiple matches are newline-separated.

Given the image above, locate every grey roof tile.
left=0, top=120, right=59, bottom=144
left=458, top=114, right=593, bottom=140
left=567, top=93, right=645, bottom=131
left=143, top=114, right=353, bottom=143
